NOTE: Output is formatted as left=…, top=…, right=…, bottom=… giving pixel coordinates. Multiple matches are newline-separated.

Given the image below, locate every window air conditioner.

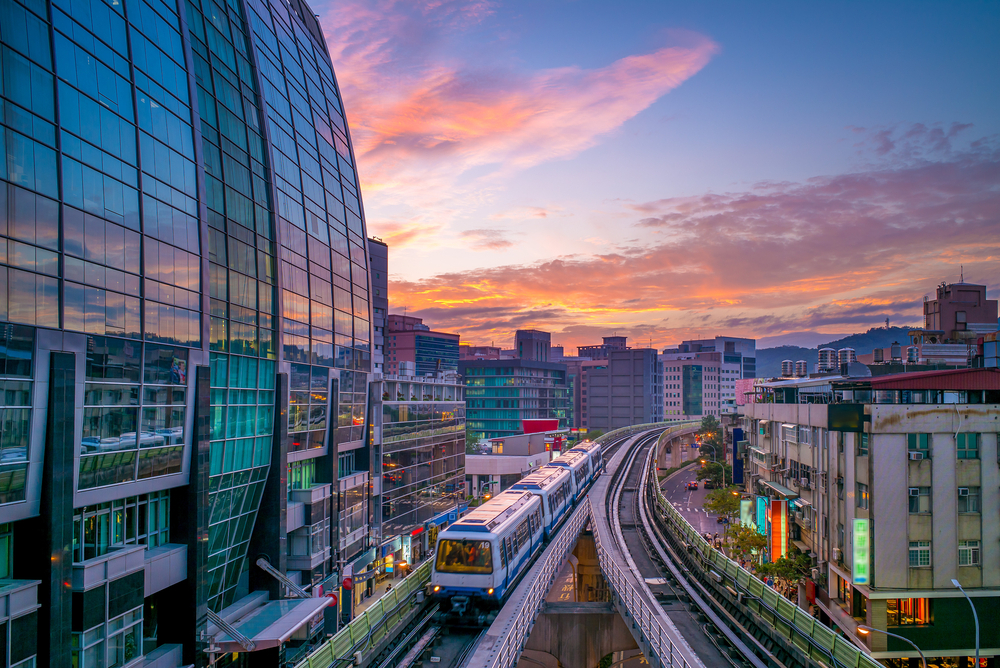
left=958, top=487, right=969, bottom=496
left=794, top=511, right=803, bottom=521
left=800, top=477, right=810, bottom=488
left=908, top=487, right=920, bottom=497
left=908, top=451, right=924, bottom=461
left=832, top=548, right=842, bottom=561
left=836, top=476, right=844, bottom=485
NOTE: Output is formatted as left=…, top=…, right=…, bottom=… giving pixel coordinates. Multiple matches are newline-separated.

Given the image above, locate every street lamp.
left=857, top=626, right=927, bottom=668
left=700, top=445, right=727, bottom=486
left=952, top=579, right=979, bottom=667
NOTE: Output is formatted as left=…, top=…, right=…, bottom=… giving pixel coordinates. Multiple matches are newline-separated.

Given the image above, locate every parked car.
left=686, top=481, right=698, bottom=490
left=703, top=479, right=718, bottom=489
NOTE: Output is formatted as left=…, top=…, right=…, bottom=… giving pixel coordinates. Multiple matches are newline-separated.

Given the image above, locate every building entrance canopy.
left=761, top=480, right=798, bottom=499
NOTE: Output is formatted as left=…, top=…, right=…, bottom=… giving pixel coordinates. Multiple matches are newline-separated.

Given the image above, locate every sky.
left=315, top=0, right=1000, bottom=351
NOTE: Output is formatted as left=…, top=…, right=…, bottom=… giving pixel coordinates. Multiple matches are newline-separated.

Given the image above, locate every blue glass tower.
left=0, top=0, right=374, bottom=663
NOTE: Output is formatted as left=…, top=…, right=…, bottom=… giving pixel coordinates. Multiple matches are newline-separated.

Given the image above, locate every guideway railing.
left=295, top=559, right=432, bottom=668
left=649, top=459, right=882, bottom=668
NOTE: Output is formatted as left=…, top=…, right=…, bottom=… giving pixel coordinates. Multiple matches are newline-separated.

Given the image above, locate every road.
left=659, top=464, right=726, bottom=538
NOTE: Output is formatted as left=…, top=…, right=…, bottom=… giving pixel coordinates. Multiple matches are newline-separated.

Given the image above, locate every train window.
left=436, top=540, right=493, bottom=573
left=499, top=540, right=507, bottom=568
left=506, top=537, right=513, bottom=563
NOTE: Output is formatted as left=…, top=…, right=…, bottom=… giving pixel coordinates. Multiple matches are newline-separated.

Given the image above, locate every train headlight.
left=488, top=588, right=494, bottom=595
left=433, top=586, right=440, bottom=592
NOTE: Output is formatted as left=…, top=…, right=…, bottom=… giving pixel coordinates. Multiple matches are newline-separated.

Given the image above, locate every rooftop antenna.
left=960, top=265, right=964, bottom=283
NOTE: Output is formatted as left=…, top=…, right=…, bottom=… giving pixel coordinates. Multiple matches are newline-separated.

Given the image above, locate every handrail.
left=295, top=559, right=433, bottom=668
left=593, top=423, right=703, bottom=668
left=648, top=461, right=883, bottom=668
left=482, top=498, right=593, bottom=668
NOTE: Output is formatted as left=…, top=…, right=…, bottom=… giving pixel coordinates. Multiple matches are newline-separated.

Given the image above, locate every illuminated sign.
left=740, top=498, right=753, bottom=529
left=853, top=519, right=870, bottom=585
left=770, top=499, right=788, bottom=561
left=756, top=496, right=768, bottom=537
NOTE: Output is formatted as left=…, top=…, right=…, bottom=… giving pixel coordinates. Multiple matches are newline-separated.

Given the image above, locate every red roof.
left=860, top=368, right=1000, bottom=391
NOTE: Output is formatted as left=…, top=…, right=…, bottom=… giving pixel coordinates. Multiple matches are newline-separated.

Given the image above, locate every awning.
left=761, top=480, right=799, bottom=499
left=792, top=539, right=811, bottom=554
left=214, top=597, right=331, bottom=652
left=791, top=498, right=812, bottom=508
left=349, top=548, right=376, bottom=573
left=749, top=446, right=766, bottom=456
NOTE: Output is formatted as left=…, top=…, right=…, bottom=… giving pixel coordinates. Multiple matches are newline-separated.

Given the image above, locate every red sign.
left=342, top=577, right=353, bottom=591
left=805, top=580, right=815, bottom=604
left=326, top=592, right=338, bottom=606
left=522, top=419, right=558, bottom=434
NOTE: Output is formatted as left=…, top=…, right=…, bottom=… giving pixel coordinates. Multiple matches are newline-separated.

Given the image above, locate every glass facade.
left=682, top=364, right=703, bottom=416
left=0, top=0, right=374, bottom=660
left=460, top=359, right=568, bottom=440
left=377, top=377, right=465, bottom=541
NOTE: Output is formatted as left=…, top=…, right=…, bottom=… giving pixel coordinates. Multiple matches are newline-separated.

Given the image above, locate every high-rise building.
left=385, top=314, right=460, bottom=376
left=0, top=0, right=376, bottom=663
left=581, top=349, right=662, bottom=430
left=663, top=336, right=757, bottom=379
left=369, top=238, right=388, bottom=376
left=515, top=329, right=551, bottom=362
left=662, top=353, right=741, bottom=418
left=460, top=358, right=569, bottom=441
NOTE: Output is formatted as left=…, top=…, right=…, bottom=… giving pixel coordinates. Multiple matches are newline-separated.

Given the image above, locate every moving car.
left=686, top=481, right=698, bottom=490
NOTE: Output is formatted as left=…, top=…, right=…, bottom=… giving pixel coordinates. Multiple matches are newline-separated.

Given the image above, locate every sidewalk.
left=353, top=561, right=426, bottom=616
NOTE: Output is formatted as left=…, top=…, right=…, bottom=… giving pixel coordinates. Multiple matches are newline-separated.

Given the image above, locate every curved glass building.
left=0, top=0, right=374, bottom=664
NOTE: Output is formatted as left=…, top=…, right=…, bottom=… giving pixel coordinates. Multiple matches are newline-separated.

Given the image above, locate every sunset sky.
left=315, top=0, right=1000, bottom=351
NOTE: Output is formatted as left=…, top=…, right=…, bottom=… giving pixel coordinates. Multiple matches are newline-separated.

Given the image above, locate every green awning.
left=761, top=480, right=798, bottom=499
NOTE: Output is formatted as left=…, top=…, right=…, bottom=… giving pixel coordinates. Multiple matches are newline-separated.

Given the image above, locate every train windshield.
left=436, top=540, right=493, bottom=573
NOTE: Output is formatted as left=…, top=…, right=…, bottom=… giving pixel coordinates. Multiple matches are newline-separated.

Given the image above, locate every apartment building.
left=739, top=368, right=1000, bottom=666
left=663, top=352, right=742, bottom=419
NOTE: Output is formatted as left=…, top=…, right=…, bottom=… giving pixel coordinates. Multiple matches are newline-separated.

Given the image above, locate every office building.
left=460, top=358, right=570, bottom=441
left=663, top=353, right=741, bottom=418
left=369, top=239, right=388, bottom=376
left=385, top=315, right=460, bottom=377
left=581, top=348, right=662, bottom=430
left=466, top=432, right=554, bottom=499
left=370, top=373, right=466, bottom=572
left=663, top=336, right=757, bottom=379
left=578, top=335, right=629, bottom=360
left=0, top=0, right=377, bottom=663
left=739, top=369, right=1000, bottom=665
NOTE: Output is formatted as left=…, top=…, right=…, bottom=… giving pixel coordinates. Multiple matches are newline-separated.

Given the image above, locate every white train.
left=431, top=440, right=604, bottom=618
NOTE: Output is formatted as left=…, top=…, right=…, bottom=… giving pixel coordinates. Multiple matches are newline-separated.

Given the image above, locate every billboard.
left=523, top=419, right=559, bottom=434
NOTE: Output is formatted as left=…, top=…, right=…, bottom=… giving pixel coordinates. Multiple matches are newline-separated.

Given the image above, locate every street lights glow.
left=951, top=579, right=979, bottom=667
left=857, top=626, right=926, bottom=668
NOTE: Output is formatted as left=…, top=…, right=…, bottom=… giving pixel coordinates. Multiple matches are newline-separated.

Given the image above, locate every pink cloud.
left=319, top=1, right=718, bottom=217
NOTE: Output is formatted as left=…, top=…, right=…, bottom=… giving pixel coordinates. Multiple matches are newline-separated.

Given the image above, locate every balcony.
left=72, top=544, right=146, bottom=592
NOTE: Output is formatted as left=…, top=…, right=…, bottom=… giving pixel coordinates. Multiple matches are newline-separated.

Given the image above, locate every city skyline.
left=315, top=0, right=1000, bottom=351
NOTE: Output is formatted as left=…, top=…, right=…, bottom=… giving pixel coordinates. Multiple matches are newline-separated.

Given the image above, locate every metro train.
left=430, top=439, right=605, bottom=621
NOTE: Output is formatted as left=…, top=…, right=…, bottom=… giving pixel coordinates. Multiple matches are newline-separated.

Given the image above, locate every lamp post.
left=952, top=579, right=979, bottom=667
left=700, top=443, right=727, bottom=486
left=857, top=626, right=927, bottom=668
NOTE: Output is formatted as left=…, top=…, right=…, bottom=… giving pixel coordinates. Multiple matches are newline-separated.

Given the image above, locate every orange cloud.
left=386, top=139, right=1000, bottom=350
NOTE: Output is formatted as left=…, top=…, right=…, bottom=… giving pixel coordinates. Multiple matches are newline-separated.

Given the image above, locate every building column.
left=249, top=371, right=288, bottom=598
left=13, top=351, right=75, bottom=666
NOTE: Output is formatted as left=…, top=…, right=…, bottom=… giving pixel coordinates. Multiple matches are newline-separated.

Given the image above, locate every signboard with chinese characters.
left=853, top=518, right=870, bottom=585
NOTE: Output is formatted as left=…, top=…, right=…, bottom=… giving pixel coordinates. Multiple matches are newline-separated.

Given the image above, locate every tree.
left=757, top=547, right=812, bottom=598
left=694, top=460, right=732, bottom=487
left=728, top=522, right=767, bottom=564
left=702, top=487, right=740, bottom=520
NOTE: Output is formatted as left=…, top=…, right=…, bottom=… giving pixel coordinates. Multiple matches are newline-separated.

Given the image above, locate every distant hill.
left=755, top=326, right=916, bottom=378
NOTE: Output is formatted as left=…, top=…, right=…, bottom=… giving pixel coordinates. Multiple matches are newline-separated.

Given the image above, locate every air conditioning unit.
left=794, top=511, right=803, bottom=521
left=958, top=487, right=969, bottom=496
left=908, top=487, right=920, bottom=497
left=833, top=548, right=843, bottom=561
left=908, top=451, right=925, bottom=461
left=802, top=517, right=812, bottom=529
left=800, top=477, right=810, bottom=489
